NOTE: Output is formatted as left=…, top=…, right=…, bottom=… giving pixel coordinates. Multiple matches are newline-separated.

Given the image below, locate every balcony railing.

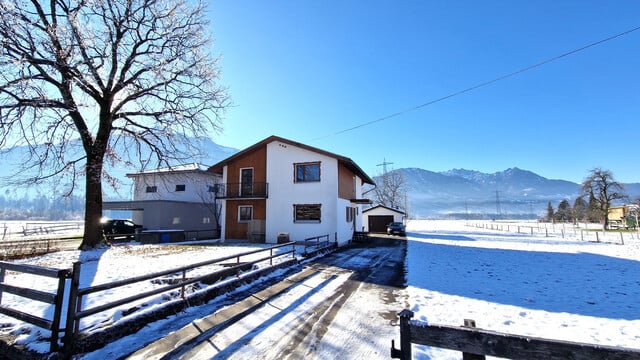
left=215, top=182, right=269, bottom=199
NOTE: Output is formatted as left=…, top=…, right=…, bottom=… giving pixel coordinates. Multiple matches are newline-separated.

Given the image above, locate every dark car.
left=387, top=222, right=406, bottom=236
left=102, top=219, right=142, bottom=239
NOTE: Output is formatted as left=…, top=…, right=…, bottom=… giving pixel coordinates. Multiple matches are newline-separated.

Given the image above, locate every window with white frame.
left=238, top=205, right=253, bottom=222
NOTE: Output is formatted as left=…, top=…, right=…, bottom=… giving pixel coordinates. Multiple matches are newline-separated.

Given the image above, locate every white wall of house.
left=131, top=171, right=219, bottom=203
left=265, top=140, right=338, bottom=244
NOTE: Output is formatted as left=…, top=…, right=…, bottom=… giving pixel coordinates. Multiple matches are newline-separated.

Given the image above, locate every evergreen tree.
left=554, top=199, right=571, bottom=222
left=546, top=202, right=554, bottom=222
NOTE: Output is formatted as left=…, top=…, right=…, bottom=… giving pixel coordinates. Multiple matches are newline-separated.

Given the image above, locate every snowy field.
left=0, top=220, right=639, bottom=359
left=406, top=220, right=640, bottom=359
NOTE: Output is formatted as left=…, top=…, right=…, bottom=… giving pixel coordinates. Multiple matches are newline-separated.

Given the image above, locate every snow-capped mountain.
left=380, top=167, right=640, bottom=219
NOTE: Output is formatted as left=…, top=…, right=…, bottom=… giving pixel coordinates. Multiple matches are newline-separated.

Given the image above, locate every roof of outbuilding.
left=363, top=205, right=406, bottom=215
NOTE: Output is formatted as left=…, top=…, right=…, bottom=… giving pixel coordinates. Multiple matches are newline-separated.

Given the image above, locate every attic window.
left=146, top=186, right=157, bottom=193
left=175, top=184, right=186, bottom=192
left=294, top=162, right=320, bottom=183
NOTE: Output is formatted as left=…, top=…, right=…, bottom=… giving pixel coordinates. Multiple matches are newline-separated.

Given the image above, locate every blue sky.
left=207, top=1, right=640, bottom=184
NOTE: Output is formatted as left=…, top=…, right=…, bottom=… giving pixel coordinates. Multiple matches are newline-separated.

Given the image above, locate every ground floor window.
left=294, top=204, right=321, bottom=222
left=346, top=206, right=356, bottom=223
left=239, top=205, right=253, bottom=222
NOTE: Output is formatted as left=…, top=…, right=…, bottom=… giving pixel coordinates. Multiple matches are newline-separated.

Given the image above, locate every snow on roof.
left=126, top=163, right=212, bottom=177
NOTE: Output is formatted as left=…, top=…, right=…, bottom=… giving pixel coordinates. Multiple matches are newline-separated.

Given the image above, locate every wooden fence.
left=302, top=234, right=334, bottom=256
left=0, top=242, right=296, bottom=354
left=391, top=309, right=640, bottom=360
left=467, top=221, right=639, bottom=244
left=1, top=222, right=83, bottom=241
left=63, top=241, right=296, bottom=352
left=0, top=261, right=72, bottom=352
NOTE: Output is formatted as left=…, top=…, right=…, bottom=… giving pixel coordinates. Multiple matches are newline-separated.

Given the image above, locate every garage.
left=362, top=205, right=406, bottom=233
left=368, top=215, right=394, bottom=233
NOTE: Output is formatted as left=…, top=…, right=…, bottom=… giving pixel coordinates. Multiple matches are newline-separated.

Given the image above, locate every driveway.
left=123, top=237, right=408, bottom=360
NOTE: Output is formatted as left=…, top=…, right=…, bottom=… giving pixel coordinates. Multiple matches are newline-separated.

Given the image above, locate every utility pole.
left=377, top=158, right=394, bottom=175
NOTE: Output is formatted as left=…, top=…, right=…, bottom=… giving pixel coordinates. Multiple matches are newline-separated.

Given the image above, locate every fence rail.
left=64, top=241, right=296, bottom=351
left=0, top=237, right=81, bottom=259
left=302, top=234, right=334, bottom=256
left=1, top=222, right=83, bottom=241
left=0, top=261, right=72, bottom=352
left=391, top=309, right=640, bottom=360
left=467, top=221, right=639, bottom=244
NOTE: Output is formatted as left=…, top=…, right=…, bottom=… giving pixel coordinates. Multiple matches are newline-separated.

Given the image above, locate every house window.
left=203, top=217, right=211, bottom=224
left=175, top=184, right=186, bottom=192
left=294, top=162, right=320, bottom=183
left=146, top=186, right=157, bottom=193
left=294, top=204, right=321, bottom=222
left=346, top=207, right=356, bottom=223
left=173, top=217, right=181, bottom=225
left=238, top=205, right=253, bottom=222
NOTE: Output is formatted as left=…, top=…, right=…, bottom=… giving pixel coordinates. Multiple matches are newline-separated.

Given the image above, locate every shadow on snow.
left=407, top=236, right=640, bottom=320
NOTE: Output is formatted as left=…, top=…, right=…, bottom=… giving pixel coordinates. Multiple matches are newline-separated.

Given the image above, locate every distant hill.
left=377, top=167, right=640, bottom=219
left=0, top=137, right=239, bottom=202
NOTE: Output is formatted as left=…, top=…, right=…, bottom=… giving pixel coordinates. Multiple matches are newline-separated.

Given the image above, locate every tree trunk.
left=81, top=152, right=105, bottom=249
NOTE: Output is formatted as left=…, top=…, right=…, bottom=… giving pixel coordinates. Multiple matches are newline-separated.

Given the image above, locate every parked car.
left=387, top=222, right=406, bottom=236
left=101, top=219, right=142, bottom=239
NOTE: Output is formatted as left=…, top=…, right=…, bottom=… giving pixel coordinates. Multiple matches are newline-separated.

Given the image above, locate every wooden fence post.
left=391, top=309, right=414, bottom=359
left=463, top=319, right=486, bottom=360
left=63, top=261, right=82, bottom=355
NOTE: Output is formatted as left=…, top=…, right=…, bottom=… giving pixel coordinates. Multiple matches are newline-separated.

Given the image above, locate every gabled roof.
left=363, top=204, right=406, bottom=215
left=208, top=135, right=375, bottom=185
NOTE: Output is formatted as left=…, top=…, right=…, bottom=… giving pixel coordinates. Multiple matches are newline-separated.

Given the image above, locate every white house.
left=208, top=136, right=374, bottom=245
left=103, top=163, right=222, bottom=233
left=362, top=205, right=406, bottom=232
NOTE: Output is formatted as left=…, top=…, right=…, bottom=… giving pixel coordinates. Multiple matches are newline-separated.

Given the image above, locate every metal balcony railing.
left=215, top=182, right=269, bottom=199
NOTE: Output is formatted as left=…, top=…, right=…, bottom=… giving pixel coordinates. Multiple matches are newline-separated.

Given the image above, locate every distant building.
left=607, top=204, right=639, bottom=229
left=362, top=205, right=406, bottom=233
left=208, top=135, right=374, bottom=244
left=103, top=163, right=222, bottom=233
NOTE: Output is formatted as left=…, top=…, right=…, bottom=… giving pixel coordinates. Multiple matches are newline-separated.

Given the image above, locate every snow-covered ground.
left=406, top=220, right=640, bottom=359
left=1, top=220, right=639, bottom=359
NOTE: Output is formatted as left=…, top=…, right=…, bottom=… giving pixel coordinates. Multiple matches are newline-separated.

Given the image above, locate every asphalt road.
left=124, top=236, right=408, bottom=360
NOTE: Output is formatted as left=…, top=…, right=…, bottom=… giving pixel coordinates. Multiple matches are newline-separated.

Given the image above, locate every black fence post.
left=63, top=261, right=82, bottom=355
left=463, top=319, right=485, bottom=360
left=391, top=309, right=414, bottom=359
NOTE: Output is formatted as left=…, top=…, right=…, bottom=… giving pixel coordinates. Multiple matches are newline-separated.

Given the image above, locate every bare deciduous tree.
left=0, top=0, right=228, bottom=248
left=581, top=168, right=626, bottom=230
left=373, top=169, right=407, bottom=212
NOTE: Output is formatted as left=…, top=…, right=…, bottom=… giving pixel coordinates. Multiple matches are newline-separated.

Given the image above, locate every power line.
left=309, top=25, right=640, bottom=142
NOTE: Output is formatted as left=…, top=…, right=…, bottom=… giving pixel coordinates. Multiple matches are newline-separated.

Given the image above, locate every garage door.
left=368, top=215, right=394, bottom=233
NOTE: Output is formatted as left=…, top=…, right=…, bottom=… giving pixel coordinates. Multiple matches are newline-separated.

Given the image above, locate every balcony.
left=215, top=182, right=269, bottom=199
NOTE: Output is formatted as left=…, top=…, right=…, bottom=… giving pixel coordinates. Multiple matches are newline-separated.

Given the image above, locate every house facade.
left=209, top=136, right=374, bottom=245
left=103, top=163, right=222, bottom=233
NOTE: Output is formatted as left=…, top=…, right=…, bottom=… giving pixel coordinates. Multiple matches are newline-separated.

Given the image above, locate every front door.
left=240, top=168, right=253, bottom=197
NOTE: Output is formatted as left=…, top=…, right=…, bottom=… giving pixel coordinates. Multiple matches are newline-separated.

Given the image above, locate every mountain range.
left=2, top=139, right=639, bottom=220
left=392, top=167, right=640, bottom=219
